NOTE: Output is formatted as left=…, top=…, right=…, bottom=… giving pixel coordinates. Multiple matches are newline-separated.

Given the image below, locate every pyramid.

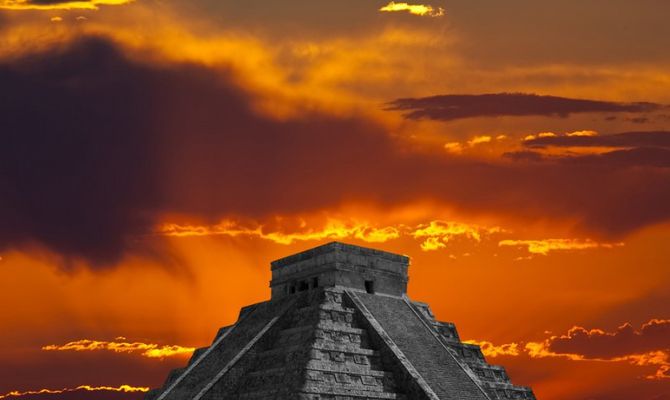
left=146, top=242, right=536, bottom=400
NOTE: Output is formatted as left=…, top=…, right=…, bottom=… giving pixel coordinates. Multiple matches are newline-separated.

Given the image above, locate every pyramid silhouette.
left=146, top=242, right=535, bottom=400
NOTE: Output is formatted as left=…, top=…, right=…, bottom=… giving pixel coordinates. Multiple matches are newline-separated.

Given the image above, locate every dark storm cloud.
left=385, top=93, right=664, bottom=121
left=0, top=38, right=161, bottom=264
left=547, top=319, right=670, bottom=360
left=524, top=131, right=670, bottom=149
left=1, top=37, right=670, bottom=266
left=0, top=36, right=397, bottom=265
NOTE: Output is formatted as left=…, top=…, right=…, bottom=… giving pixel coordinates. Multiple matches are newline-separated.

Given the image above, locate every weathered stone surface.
left=147, top=242, right=535, bottom=400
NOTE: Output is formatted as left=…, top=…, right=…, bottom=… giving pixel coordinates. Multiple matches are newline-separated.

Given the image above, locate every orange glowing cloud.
left=618, top=351, right=670, bottom=380
left=42, top=338, right=194, bottom=358
left=498, top=238, right=624, bottom=255
left=467, top=135, right=493, bottom=146
left=444, top=134, right=509, bottom=156
left=0, top=0, right=132, bottom=10
left=464, top=340, right=520, bottom=357
left=524, top=319, right=670, bottom=379
left=159, top=219, right=401, bottom=245
left=523, top=130, right=598, bottom=142
left=0, top=385, right=148, bottom=399
left=524, top=342, right=670, bottom=380
left=159, top=216, right=519, bottom=257
left=443, top=142, right=463, bottom=154
left=524, top=341, right=584, bottom=361
left=412, top=220, right=503, bottom=251
left=160, top=217, right=508, bottom=253
left=566, top=130, right=599, bottom=137
left=462, top=335, right=670, bottom=381
left=379, top=1, right=444, bottom=17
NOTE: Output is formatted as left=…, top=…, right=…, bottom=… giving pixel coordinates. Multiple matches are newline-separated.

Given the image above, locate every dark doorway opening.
left=365, top=280, right=375, bottom=294
left=298, top=281, right=309, bottom=292
left=312, top=277, right=319, bottom=289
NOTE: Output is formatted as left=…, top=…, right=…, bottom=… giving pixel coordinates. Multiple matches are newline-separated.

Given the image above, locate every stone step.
left=291, top=302, right=356, bottom=314
left=468, top=363, right=511, bottom=384
left=305, top=360, right=390, bottom=377
left=285, top=306, right=358, bottom=331
left=255, top=344, right=381, bottom=368
left=235, top=389, right=406, bottom=400
left=312, top=341, right=377, bottom=355
left=301, top=382, right=405, bottom=399
left=275, top=322, right=368, bottom=347
left=482, top=382, right=536, bottom=400
left=446, top=342, right=487, bottom=363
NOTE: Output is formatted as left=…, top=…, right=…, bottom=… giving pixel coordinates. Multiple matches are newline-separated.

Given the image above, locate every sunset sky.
left=1, top=1, right=669, bottom=399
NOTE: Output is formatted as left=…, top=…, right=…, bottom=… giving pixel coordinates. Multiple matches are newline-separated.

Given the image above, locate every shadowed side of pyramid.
left=146, top=242, right=536, bottom=400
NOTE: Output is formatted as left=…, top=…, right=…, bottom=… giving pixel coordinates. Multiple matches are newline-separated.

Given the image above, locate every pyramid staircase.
left=147, top=288, right=407, bottom=399
left=407, top=301, right=536, bottom=400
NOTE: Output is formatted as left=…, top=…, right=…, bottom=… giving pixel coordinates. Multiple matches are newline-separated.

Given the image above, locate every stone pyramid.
left=146, top=242, right=535, bottom=400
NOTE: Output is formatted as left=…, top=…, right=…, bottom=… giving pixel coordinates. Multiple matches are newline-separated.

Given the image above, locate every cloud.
left=159, top=217, right=501, bottom=252
left=412, top=220, right=502, bottom=251
left=443, top=134, right=502, bottom=154
left=540, top=319, right=670, bottom=359
left=498, top=238, right=624, bottom=255
left=159, top=219, right=401, bottom=244
left=0, top=385, right=148, bottom=399
left=379, top=1, right=444, bottom=17
left=467, top=135, right=492, bottom=146
left=463, top=319, right=670, bottom=381
left=2, top=37, right=670, bottom=265
left=562, top=147, right=670, bottom=168
left=525, top=319, right=670, bottom=380
left=0, top=36, right=400, bottom=265
left=42, top=338, right=194, bottom=358
left=463, top=340, right=520, bottom=357
left=523, top=130, right=670, bottom=149
left=0, top=0, right=132, bottom=10
left=386, top=93, right=663, bottom=121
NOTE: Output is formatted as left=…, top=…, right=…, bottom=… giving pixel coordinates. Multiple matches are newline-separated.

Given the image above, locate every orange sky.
left=0, top=1, right=669, bottom=399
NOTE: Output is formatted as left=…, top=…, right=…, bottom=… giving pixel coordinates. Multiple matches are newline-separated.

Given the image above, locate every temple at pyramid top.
left=270, top=242, right=409, bottom=299
left=147, top=242, right=535, bottom=400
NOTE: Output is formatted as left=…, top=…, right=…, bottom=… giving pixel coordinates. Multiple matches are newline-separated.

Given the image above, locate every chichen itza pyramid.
left=146, top=242, right=535, bottom=400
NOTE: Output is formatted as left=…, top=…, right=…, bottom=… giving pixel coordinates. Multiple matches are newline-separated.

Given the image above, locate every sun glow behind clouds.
left=158, top=217, right=510, bottom=254
left=379, top=1, right=444, bottom=17
left=159, top=219, right=401, bottom=244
